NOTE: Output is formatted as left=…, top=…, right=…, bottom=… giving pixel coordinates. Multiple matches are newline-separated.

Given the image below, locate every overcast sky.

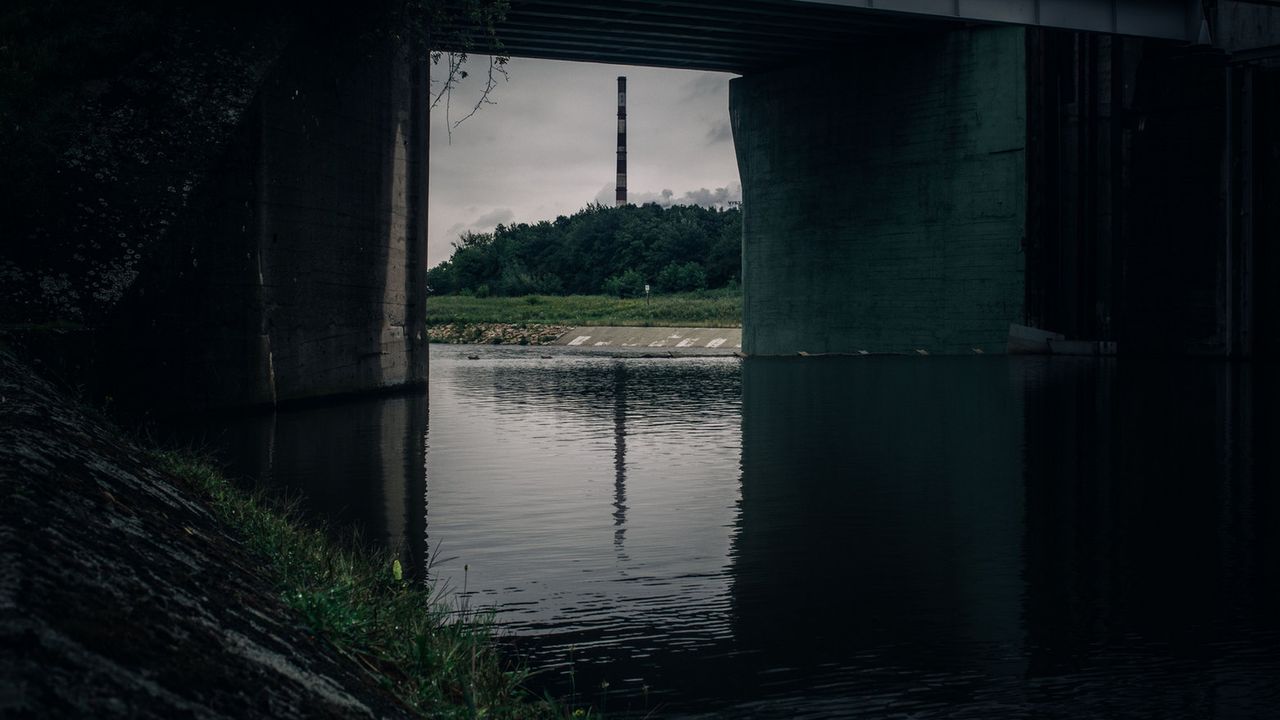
left=427, top=56, right=742, bottom=268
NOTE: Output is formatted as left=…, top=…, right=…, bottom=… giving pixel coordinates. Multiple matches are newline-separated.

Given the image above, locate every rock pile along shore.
left=427, top=323, right=571, bottom=345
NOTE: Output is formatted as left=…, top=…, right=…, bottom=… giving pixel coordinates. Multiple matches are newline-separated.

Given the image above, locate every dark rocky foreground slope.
left=0, top=352, right=412, bottom=719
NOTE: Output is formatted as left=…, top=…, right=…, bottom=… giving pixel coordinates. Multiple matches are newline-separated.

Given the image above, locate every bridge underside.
left=434, top=0, right=1205, bottom=73
left=437, top=0, right=952, bottom=72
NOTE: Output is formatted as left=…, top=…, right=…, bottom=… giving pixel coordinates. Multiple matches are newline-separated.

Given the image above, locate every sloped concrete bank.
left=0, top=353, right=412, bottom=719
left=554, top=326, right=741, bottom=351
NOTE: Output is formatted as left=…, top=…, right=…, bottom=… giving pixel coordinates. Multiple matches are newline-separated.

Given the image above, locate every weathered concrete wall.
left=1024, top=31, right=1140, bottom=344
left=1024, top=29, right=1280, bottom=358
left=252, top=36, right=429, bottom=403
left=116, top=30, right=429, bottom=409
left=1123, top=46, right=1230, bottom=355
left=1, top=8, right=429, bottom=411
left=730, top=27, right=1027, bottom=355
left=1256, top=69, right=1280, bottom=357
left=1208, top=1, right=1280, bottom=54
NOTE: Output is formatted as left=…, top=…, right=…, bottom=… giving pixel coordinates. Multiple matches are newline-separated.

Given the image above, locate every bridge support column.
left=115, top=31, right=430, bottom=410
left=731, top=27, right=1028, bottom=356
left=1029, top=29, right=1280, bottom=358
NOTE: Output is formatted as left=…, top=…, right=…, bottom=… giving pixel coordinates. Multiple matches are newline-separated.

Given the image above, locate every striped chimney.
left=616, top=76, right=627, bottom=206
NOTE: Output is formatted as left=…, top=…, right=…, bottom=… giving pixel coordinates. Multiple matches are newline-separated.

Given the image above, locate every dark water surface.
left=186, top=345, right=1280, bottom=718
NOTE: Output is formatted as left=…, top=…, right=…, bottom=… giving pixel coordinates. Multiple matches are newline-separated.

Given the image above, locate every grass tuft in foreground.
left=155, top=451, right=554, bottom=719
left=427, top=289, right=742, bottom=329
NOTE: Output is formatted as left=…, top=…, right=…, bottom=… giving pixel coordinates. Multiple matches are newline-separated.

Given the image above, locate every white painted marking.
left=668, top=333, right=682, bottom=339
left=622, top=343, right=639, bottom=347
left=734, top=344, right=742, bottom=348
left=915, top=349, right=929, bottom=356
left=648, top=341, right=666, bottom=348
left=858, top=350, right=870, bottom=355
left=706, top=338, right=727, bottom=348
left=568, top=335, right=590, bottom=346
left=593, top=341, right=612, bottom=346
left=676, top=338, right=697, bottom=348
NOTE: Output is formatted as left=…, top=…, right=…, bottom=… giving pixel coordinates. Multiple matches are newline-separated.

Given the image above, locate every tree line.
left=426, top=202, right=742, bottom=297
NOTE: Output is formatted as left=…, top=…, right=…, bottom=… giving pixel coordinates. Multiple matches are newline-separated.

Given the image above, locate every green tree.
left=655, top=261, right=707, bottom=293
left=601, top=269, right=646, bottom=298
left=430, top=202, right=742, bottom=297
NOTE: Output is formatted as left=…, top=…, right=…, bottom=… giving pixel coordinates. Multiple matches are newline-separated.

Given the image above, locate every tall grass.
left=155, top=451, right=554, bottom=719
left=427, top=289, right=742, bottom=328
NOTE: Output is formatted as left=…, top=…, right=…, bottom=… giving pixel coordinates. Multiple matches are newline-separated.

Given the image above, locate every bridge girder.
left=434, top=0, right=1207, bottom=72
left=805, top=1, right=1207, bottom=44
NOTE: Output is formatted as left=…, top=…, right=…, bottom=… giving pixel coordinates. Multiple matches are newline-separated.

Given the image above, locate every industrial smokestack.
left=616, top=76, right=627, bottom=207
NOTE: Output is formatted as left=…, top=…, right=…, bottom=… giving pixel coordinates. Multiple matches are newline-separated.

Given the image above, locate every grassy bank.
left=427, top=289, right=742, bottom=329
left=155, top=452, right=553, bottom=719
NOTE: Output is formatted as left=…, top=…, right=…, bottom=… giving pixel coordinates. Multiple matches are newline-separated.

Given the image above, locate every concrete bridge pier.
left=111, top=30, right=430, bottom=411
left=731, top=27, right=1029, bottom=356
left=731, top=19, right=1279, bottom=357
left=1028, top=26, right=1280, bottom=358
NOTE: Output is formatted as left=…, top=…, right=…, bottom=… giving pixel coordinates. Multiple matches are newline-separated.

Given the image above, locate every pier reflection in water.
left=188, top=345, right=1280, bottom=717
left=189, top=391, right=428, bottom=567
left=732, top=356, right=1280, bottom=717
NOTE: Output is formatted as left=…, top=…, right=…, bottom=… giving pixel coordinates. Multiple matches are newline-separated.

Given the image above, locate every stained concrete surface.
left=732, top=27, right=1027, bottom=356
left=0, top=353, right=412, bottom=719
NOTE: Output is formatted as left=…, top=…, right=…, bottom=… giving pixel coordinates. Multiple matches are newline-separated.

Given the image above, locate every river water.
left=187, top=344, right=1280, bottom=718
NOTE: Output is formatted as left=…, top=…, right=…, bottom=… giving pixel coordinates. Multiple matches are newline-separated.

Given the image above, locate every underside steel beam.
left=434, top=0, right=1207, bottom=72
left=805, top=1, right=1207, bottom=43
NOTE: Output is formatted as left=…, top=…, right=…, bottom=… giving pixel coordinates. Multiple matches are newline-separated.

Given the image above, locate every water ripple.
left=187, top=346, right=1280, bottom=718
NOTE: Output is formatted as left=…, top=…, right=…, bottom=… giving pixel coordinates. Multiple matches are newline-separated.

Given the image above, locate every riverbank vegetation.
left=155, top=451, right=553, bottom=719
left=428, top=288, right=742, bottom=329
left=427, top=203, right=741, bottom=298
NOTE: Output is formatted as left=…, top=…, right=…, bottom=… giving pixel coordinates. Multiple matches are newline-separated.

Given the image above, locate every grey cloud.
left=629, top=188, right=677, bottom=205
left=706, top=119, right=732, bottom=144
left=680, top=183, right=742, bottom=208
left=594, top=184, right=672, bottom=206
left=593, top=184, right=619, bottom=205
left=683, top=73, right=729, bottom=100
left=470, top=207, right=515, bottom=228
left=596, top=182, right=741, bottom=209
